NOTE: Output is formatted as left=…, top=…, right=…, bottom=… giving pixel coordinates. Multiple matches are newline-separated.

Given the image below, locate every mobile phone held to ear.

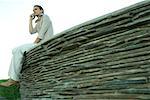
left=31, top=14, right=35, bottom=19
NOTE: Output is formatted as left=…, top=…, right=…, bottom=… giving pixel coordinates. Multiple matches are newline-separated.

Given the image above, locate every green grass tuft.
left=0, top=80, right=20, bottom=100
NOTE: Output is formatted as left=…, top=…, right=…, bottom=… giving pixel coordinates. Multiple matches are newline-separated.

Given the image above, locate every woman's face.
left=33, top=7, right=43, bottom=16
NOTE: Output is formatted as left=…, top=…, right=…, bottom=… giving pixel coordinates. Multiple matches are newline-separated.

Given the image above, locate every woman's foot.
left=0, top=79, right=19, bottom=87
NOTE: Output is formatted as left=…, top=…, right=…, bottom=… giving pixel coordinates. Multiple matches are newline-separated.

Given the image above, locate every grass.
left=0, top=80, right=20, bottom=100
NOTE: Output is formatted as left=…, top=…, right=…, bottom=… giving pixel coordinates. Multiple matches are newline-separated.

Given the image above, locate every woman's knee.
left=12, top=47, right=22, bottom=54
left=12, top=43, right=35, bottom=54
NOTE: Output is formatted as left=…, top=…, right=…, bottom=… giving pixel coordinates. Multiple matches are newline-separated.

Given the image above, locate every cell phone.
left=31, top=14, right=35, bottom=19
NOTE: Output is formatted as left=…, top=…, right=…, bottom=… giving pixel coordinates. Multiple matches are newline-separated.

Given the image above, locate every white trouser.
left=8, top=43, right=37, bottom=81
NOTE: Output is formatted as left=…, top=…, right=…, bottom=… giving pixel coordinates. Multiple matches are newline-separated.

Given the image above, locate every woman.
left=0, top=5, right=53, bottom=87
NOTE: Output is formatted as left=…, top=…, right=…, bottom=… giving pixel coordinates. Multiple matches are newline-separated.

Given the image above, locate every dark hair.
left=34, top=5, right=44, bottom=13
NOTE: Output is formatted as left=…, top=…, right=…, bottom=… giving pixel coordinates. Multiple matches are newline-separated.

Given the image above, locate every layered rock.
left=20, top=1, right=150, bottom=99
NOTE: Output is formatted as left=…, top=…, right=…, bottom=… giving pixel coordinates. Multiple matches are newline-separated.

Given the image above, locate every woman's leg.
left=0, top=43, right=36, bottom=86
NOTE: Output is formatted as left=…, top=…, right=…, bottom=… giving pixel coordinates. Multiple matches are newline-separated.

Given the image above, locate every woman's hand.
left=34, top=37, right=41, bottom=44
left=30, top=13, right=35, bottom=20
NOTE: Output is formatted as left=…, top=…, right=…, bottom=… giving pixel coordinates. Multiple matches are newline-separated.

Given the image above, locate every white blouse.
left=31, top=14, right=53, bottom=44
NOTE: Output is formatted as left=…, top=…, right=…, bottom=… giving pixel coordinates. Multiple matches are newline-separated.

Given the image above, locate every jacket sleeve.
left=38, top=15, right=51, bottom=39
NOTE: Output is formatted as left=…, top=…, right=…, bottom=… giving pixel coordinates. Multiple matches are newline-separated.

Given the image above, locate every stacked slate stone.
left=20, top=1, right=150, bottom=99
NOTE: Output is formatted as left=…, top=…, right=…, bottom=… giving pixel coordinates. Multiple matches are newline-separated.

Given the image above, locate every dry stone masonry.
left=20, top=1, right=150, bottom=99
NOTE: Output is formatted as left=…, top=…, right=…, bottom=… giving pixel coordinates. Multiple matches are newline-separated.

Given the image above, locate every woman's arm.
left=29, top=14, right=37, bottom=34
left=29, top=19, right=33, bottom=33
left=34, top=37, right=41, bottom=44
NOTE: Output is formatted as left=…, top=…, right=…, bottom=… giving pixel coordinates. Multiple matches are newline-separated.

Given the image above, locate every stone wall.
left=20, top=1, right=150, bottom=99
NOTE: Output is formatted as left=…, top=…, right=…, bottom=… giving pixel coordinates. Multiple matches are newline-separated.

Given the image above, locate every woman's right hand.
left=30, top=13, right=35, bottom=20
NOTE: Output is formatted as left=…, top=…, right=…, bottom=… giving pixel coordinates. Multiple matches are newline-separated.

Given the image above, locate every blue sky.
left=0, top=0, right=144, bottom=79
